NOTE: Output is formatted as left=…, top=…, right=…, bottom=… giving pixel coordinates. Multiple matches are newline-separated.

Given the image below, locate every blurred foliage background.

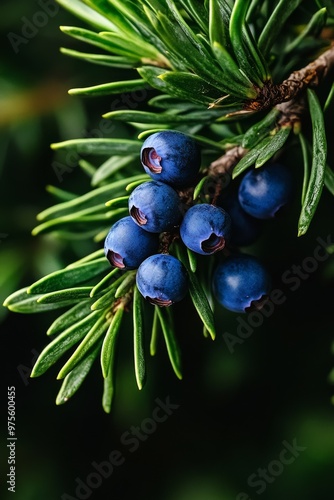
left=1, top=1, right=334, bottom=499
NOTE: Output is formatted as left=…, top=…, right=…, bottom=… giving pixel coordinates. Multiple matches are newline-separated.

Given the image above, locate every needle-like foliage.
left=4, top=0, right=334, bottom=412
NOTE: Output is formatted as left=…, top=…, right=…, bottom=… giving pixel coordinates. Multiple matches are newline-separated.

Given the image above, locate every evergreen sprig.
left=4, top=0, right=334, bottom=411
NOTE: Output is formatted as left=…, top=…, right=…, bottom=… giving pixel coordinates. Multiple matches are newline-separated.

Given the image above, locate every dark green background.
left=1, top=1, right=334, bottom=499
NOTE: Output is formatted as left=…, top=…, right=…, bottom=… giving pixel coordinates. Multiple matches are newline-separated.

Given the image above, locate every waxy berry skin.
left=140, top=130, right=201, bottom=187
left=238, top=163, right=293, bottom=219
left=212, top=254, right=271, bottom=313
left=128, top=180, right=182, bottom=233
left=104, top=216, right=159, bottom=269
left=180, top=204, right=231, bottom=255
left=136, top=254, right=188, bottom=306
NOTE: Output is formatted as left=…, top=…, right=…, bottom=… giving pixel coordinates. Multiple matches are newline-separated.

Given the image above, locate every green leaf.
left=164, top=0, right=230, bottom=93
left=90, top=268, right=120, bottom=297
left=125, top=178, right=150, bottom=192
left=51, top=229, right=105, bottom=241
left=150, top=306, right=160, bottom=356
left=187, top=270, right=216, bottom=341
left=3, top=287, right=76, bottom=314
left=47, top=299, right=95, bottom=336
left=187, top=248, right=197, bottom=273
left=104, top=0, right=171, bottom=62
left=102, top=110, right=172, bottom=124
left=84, top=0, right=143, bottom=36
left=102, top=357, right=115, bottom=414
left=46, top=185, right=77, bottom=202
left=133, top=285, right=146, bottom=390
left=78, top=159, right=96, bottom=178
left=242, top=108, right=280, bottom=149
left=232, top=136, right=271, bottom=178
left=115, top=271, right=136, bottom=298
left=31, top=310, right=102, bottom=377
left=51, top=138, right=142, bottom=156
left=32, top=203, right=116, bottom=236
left=156, top=307, right=182, bottom=380
left=66, top=249, right=105, bottom=267
left=58, top=311, right=110, bottom=379
left=211, top=42, right=256, bottom=98
left=137, top=128, right=171, bottom=140
left=99, top=31, right=164, bottom=61
left=91, top=273, right=126, bottom=310
left=69, top=79, right=149, bottom=97
left=37, top=287, right=93, bottom=304
left=92, top=155, right=135, bottom=187
left=193, top=175, right=210, bottom=201
left=258, top=0, right=304, bottom=58
left=324, top=83, right=334, bottom=113
left=208, top=0, right=257, bottom=97
left=233, top=126, right=291, bottom=177
left=255, top=126, right=291, bottom=168
left=91, top=286, right=117, bottom=311
left=60, top=26, right=130, bottom=55
left=137, top=66, right=171, bottom=94
left=298, top=89, right=327, bottom=236
left=37, top=175, right=145, bottom=221
left=60, top=47, right=141, bottom=69
left=298, top=132, right=310, bottom=206
left=209, top=0, right=231, bottom=50
left=56, top=342, right=101, bottom=405
left=315, top=0, right=334, bottom=17
left=105, top=196, right=129, bottom=208
left=28, top=258, right=110, bottom=294
left=175, top=243, right=216, bottom=339
left=191, top=133, right=231, bottom=151
left=158, top=72, right=223, bottom=106
left=148, top=94, right=200, bottom=111
left=179, top=0, right=209, bottom=34
left=229, top=0, right=269, bottom=85
left=165, top=0, right=202, bottom=33
left=100, top=306, right=124, bottom=378
left=32, top=215, right=111, bottom=234
left=103, top=108, right=222, bottom=124
left=155, top=9, right=229, bottom=92
left=155, top=3, right=209, bottom=70
left=325, top=165, right=334, bottom=196
left=56, top=0, right=119, bottom=32
left=285, top=8, right=327, bottom=53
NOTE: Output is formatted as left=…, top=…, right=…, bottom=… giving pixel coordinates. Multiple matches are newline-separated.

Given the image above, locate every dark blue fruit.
left=180, top=204, right=231, bottom=255
left=140, top=130, right=201, bottom=187
left=238, top=163, right=293, bottom=219
left=136, top=254, right=188, bottom=306
left=213, top=254, right=271, bottom=313
left=104, top=216, right=159, bottom=269
left=219, top=193, right=262, bottom=247
left=129, top=181, right=182, bottom=233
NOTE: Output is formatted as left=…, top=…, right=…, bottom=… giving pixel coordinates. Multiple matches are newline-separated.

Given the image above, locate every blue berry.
left=104, top=216, right=159, bottom=269
left=180, top=204, right=231, bottom=255
left=136, top=254, right=188, bottom=306
left=219, top=193, right=262, bottom=247
left=213, top=254, right=271, bottom=313
left=140, top=130, right=201, bottom=187
left=129, top=181, right=182, bottom=233
left=238, top=163, right=293, bottom=219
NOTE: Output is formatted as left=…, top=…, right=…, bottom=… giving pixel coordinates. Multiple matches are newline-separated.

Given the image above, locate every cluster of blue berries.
left=105, top=130, right=203, bottom=307
left=104, top=130, right=293, bottom=313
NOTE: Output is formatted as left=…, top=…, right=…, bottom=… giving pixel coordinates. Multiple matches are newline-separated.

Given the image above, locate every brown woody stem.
left=245, top=43, right=334, bottom=112
left=209, top=44, right=334, bottom=178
